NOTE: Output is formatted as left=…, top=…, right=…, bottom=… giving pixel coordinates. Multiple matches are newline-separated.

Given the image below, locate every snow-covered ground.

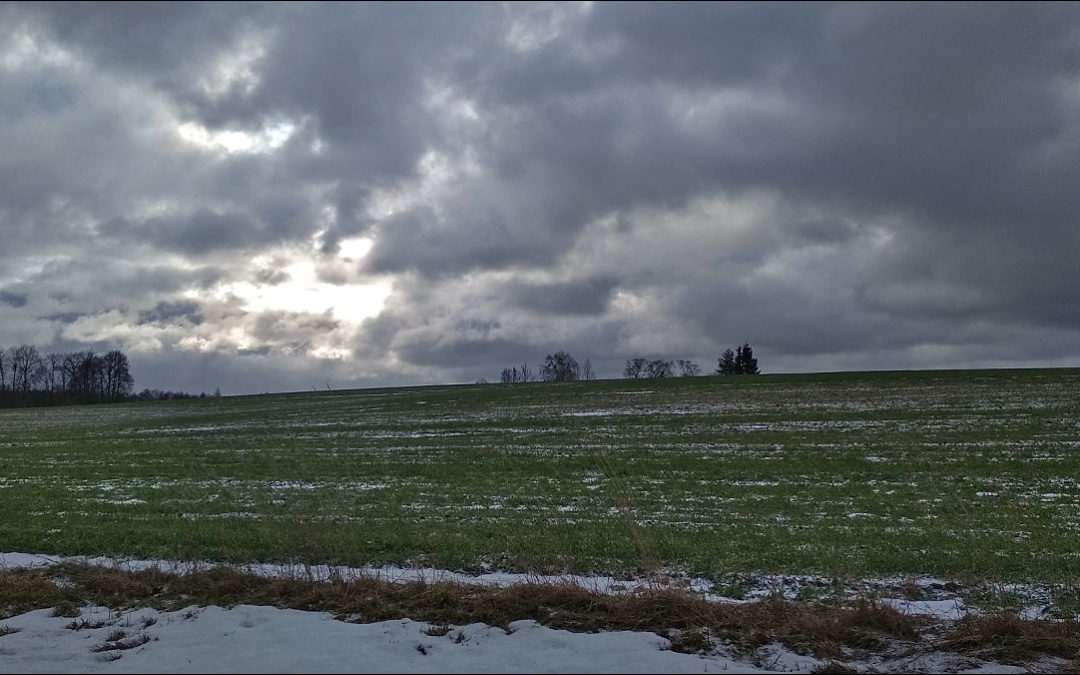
left=2, top=603, right=786, bottom=674
left=0, top=553, right=1045, bottom=673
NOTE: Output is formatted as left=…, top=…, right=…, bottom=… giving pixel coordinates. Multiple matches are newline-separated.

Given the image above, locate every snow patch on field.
left=0, top=604, right=782, bottom=674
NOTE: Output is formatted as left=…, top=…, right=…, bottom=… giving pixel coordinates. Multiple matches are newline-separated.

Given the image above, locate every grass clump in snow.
left=937, top=612, right=1080, bottom=664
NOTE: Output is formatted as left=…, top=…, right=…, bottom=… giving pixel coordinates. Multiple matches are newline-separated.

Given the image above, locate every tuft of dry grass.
left=66, top=617, right=108, bottom=631
left=936, top=612, right=1080, bottom=664
left=667, top=626, right=713, bottom=654
left=90, top=631, right=153, bottom=653
left=1, top=572, right=69, bottom=619
left=812, top=661, right=860, bottom=674
left=422, top=623, right=453, bottom=636
left=50, top=601, right=82, bottom=618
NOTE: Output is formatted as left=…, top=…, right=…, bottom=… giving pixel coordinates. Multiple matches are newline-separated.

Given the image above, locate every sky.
left=2, top=2, right=1079, bottom=395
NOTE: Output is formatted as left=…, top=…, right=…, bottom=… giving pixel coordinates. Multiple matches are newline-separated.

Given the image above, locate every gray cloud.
left=1, top=2, right=1078, bottom=393
left=502, top=278, right=618, bottom=316
left=0, top=291, right=28, bottom=307
left=138, top=300, right=204, bottom=326
left=101, top=210, right=262, bottom=255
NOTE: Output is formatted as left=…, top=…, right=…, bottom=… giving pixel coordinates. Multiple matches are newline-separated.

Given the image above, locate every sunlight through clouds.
left=176, top=120, right=297, bottom=155
left=198, top=237, right=391, bottom=328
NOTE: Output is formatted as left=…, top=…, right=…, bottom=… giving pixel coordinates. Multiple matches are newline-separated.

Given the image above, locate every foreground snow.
left=2, top=602, right=1036, bottom=675
left=2, top=603, right=783, bottom=674
left=0, top=553, right=1045, bottom=673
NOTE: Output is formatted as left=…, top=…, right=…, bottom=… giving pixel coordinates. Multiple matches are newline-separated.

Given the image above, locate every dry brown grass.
left=1, top=569, right=64, bottom=614
left=935, top=612, right=1080, bottom=664
left=4, top=562, right=1076, bottom=668
left=811, top=661, right=860, bottom=674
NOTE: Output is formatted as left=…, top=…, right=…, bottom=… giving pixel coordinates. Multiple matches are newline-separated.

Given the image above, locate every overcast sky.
left=2, top=1, right=1079, bottom=395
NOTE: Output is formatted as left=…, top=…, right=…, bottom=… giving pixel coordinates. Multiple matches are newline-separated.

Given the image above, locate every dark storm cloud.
left=503, top=278, right=618, bottom=316
left=42, top=312, right=82, bottom=325
left=0, top=291, right=28, bottom=308
left=137, top=301, right=204, bottom=326
left=26, top=258, right=225, bottom=309
left=22, top=2, right=257, bottom=74
left=2, top=2, right=1079, bottom=393
left=101, top=210, right=262, bottom=255
left=389, top=318, right=533, bottom=371
left=365, top=206, right=564, bottom=277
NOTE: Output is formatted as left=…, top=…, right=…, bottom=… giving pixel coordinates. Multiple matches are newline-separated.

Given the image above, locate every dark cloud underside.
left=0, top=2, right=1077, bottom=393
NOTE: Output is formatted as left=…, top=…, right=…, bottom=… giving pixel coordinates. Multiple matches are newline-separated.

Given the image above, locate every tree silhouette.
left=581, top=358, right=596, bottom=381
left=677, top=360, right=701, bottom=377
left=717, top=343, right=759, bottom=375
left=716, top=348, right=737, bottom=375
left=645, top=359, right=674, bottom=378
left=541, top=351, right=580, bottom=382
left=736, top=342, right=759, bottom=375
left=623, top=358, right=647, bottom=379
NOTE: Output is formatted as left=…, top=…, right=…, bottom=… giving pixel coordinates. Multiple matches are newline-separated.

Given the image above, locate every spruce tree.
left=736, top=342, right=759, bottom=375
left=716, top=349, right=737, bottom=375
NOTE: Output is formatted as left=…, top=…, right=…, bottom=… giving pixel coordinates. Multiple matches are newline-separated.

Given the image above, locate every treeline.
left=496, top=343, right=760, bottom=384
left=624, top=343, right=759, bottom=378
left=134, top=388, right=221, bottom=402
left=0, top=345, right=134, bottom=407
left=623, top=358, right=701, bottom=378
left=499, top=351, right=596, bottom=383
left=0, top=343, right=224, bottom=408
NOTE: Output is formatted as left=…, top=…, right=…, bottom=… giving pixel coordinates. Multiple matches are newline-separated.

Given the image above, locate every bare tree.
left=501, top=363, right=535, bottom=384
left=677, top=360, right=701, bottom=377
left=645, top=359, right=674, bottom=378
left=541, top=351, right=580, bottom=383
left=519, top=361, right=535, bottom=383
left=3, top=346, right=15, bottom=391
left=102, top=350, right=134, bottom=401
left=61, top=352, right=84, bottom=393
left=68, top=350, right=103, bottom=400
left=41, top=353, right=63, bottom=393
left=623, top=358, right=647, bottom=379
left=581, top=358, right=596, bottom=381
left=7, top=344, right=43, bottom=392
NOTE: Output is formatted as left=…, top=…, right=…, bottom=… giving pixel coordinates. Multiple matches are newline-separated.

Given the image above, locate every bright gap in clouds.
left=202, top=237, right=392, bottom=327
left=177, top=120, right=296, bottom=155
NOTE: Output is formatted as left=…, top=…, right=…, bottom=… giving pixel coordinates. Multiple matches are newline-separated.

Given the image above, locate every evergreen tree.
left=717, top=343, right=760, bottom=375
left=716, top=348, right=737, bottom=375
left=736, top=342, right=759, bottom=375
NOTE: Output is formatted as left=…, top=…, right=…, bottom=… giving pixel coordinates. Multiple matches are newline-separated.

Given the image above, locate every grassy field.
left=2, top=368, right=1078, bottom=584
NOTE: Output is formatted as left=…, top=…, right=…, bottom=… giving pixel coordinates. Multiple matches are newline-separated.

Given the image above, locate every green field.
left=2, top=369, right=1078, bottom=584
